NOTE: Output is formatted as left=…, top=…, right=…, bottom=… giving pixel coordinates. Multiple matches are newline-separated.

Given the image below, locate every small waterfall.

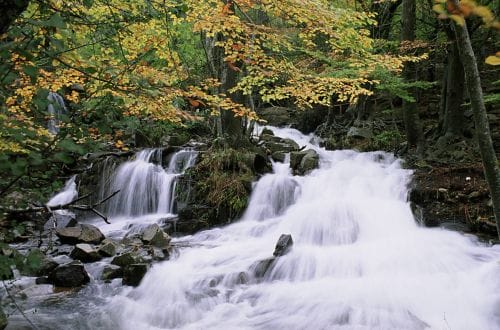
left=47, top=92, right=68, bottom=134
left=105, top=126, right=500, bottom=330
left=242, top=156, right=300, bottom=221
left=46, top=176, right=78, bottom=227
left=101, top=148, right=197, bottom=218
left=47, top=175, right=78, bottom=207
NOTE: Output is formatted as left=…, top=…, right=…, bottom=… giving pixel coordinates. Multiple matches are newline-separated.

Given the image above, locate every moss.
left=181, top=147, right=255, bottom=227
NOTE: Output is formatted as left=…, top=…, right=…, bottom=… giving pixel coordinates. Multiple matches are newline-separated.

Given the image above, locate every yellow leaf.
left=485, top=55, right=500, bottom=66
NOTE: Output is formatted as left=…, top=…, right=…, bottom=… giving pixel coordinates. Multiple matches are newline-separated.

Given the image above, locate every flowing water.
left=47, top=92, right=68, bottom=135
left=6, top=128, right=500, bottom=330
left=103, top=127, right=499, bottom=330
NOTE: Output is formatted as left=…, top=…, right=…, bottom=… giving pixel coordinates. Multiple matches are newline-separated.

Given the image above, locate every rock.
left=440, top=222, right=471, bottom=233
left=20, top=249, right=58, bottom=277
left=261, top=128, right=274, bottom=136
left=0, top=305, right=7, bottom=330
left=290, top=149, right=319, bottom=175
left=257, top=106, right=295, bottom=126
left=43, top=212, right=77, bottom=230
left=35, top=276, right=51, bottom=285
left=347, top=127, right=373, bottom=140
left=148, top=247, right=169, bottom=261
left=141, top=224, right=171, bottom=248
left=48, top=261, right=90, bottom=287
left=252, top=258, right=275, bottom=278
left=56, top=224, right=105, bottom=245
left=102, top=265, right=123, bottom=281
left=70, top=244, right=102, bottom=263
left=98, top=239, right=117, bottom=257
left=273, top=234, right=294, bottom=257
left=122, top=264, right=148, bottom=286
left=111, top=251, right=144, bottom=268
left=299, top=150, right=319, bottom=174
left=271, top=152, right=286, bottom=163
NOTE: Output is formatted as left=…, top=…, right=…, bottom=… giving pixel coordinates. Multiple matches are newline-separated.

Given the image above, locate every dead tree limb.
left=0, top=190, right=120, bottom=224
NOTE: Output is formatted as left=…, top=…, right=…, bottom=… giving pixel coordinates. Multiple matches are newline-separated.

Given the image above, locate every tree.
left=401, top=0, right=424, bottom=154
left=436, top=0, right=500, bottom=238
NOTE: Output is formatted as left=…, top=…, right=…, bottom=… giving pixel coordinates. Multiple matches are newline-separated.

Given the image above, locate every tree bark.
left=401, top=0, right=424, bottom=153
left=451, top=3, right=500, bottom=239
left=442, top=41, right=466, bottom=136
left=0, top=0, right=30, bottom=34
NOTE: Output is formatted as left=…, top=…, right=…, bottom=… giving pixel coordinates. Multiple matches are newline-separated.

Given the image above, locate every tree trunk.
left=451, top=4, right=500, bottom=239
left=0, top=0, right=30, bottom=34
left=370, top=0, right=402, bottom=39
left=218, top=0, right=243, bottom=146
left=401, top=0, right=424, bottom=153
left=442, top=41, right=466, bottom=137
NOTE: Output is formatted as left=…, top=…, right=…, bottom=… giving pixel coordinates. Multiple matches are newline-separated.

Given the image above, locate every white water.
left=102, top=127, right=500, bottom=330
left=47, top=92, right=68, bottom=135
left=97, top=148, right=197, bottom=236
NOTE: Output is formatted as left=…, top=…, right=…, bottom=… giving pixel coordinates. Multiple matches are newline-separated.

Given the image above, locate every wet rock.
left=141, top=224, right=171, bottom=248
left=440, top=222, right=471, bottom=233
left=261, top=128, right=274, bottom=136
left=252, top=258, right=275, bottom=278
left=43, top=213, right=77, bottom=230
left=111, top=251, right=144, bottom=268
left=148, top=247, right=169, bottom=261
left=102, top=265, right=123, bottom=281
left=70, top=244, right=102, bottom=263
left=35, top=276, right=51, bottom=285
left=273, top=234, right=294, bottom=257
left=20, top=249, right=58, bottom=277
left=271, top=152, right=286, bottom=163
left=56, top=224, right=105, bottom=245
left=299, top=150, right=319, bottom=174
left=48, top=261, right=90, bottom=287
left=98, top=239, right=117, bottom=257
left=122, top=264, right=148, bottom=286
left=290, top=149, right=319, bottom=175
left=0, top=305, right=7, bottom=330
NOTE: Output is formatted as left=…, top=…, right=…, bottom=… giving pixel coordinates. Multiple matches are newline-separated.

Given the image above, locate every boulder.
left=290, top=149, right=319, bottom=175
left=19, top=249, right=58, bottom=277
left=122, top=264, right=148, bottom=286
left=148, top=247, right=169, bottom=261
left=44, top=212, right=77, bottom=230
left=273, top=234, right=294, bottom=257
left=56, top=224, right=105, bottom=245
left=299, top=150, right=319, bottom=174
left=261, top=128, right=274, bottom=136
left=271, top=152, right=286, bottom=163
left=102, top=265, right=123, bottom=281
left=347, top=126, right=373, bottom=140
left=70, top=244, right=102, bottom=263
left=111, top=251, right=144, bottom=268
left=257, top=106, right=295, bottom=127
left=48, top=261, right=90, bottom=287
left=98, top=239, right=117, bottom=257
left=252, top=258, right=275, bottom=278
left=141, top=224, right=171, bottom=248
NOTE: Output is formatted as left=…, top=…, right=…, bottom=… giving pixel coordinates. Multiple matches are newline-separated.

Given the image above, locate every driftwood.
left=0, top=190, right=120, bottom=224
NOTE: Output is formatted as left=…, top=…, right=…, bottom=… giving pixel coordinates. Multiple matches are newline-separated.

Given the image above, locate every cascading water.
left=102, top=126, right=500, bottom=330
left=95, top=148, right=197, bottom=236
left=47, top=92, right=68, bottom=135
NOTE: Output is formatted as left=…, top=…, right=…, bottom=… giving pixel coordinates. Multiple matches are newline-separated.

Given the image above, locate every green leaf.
left=58, top=139, right=85, bottom=154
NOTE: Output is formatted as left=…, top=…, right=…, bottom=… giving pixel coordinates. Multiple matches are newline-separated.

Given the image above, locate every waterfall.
left=47, top=92, right=68, bottom=134
left=105, top=127, right=500, bottom=330
left=47, top=175, right=78, bottom=207
left=100, top=148, right=197, bottom=219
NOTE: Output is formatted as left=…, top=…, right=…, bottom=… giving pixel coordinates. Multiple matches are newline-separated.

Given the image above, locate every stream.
left=4, top=126, right=500, bottom=330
